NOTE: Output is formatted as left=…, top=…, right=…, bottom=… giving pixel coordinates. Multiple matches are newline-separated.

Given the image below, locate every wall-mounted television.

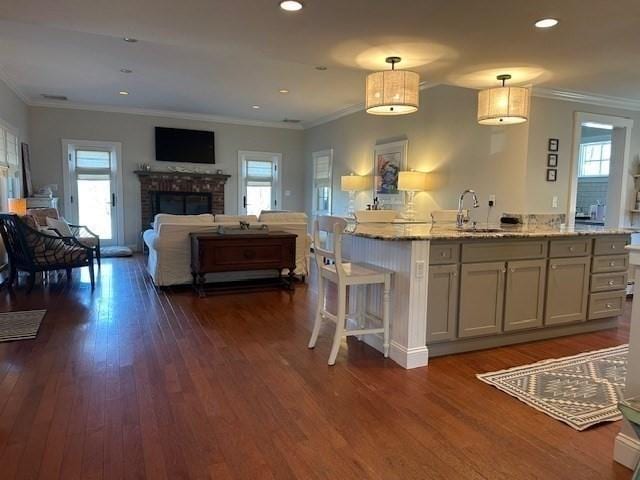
left=155, top=127, right=215, bottom=164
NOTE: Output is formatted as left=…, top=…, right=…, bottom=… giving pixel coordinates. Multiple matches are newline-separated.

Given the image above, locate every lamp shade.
left=398, top=171, right=428, bottom=192
left=341, top=174, right=368, bottom=192
left=366, top=57, right=419, bottom=116
left=477, top=85, right=530, bottom=125
left=7, top=198, right=27, bottom=216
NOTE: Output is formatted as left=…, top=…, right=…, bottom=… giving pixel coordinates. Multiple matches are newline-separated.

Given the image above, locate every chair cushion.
left=20, top=215, right=47, bottom=254
left=26, top=208, right=60, bottom=226
left=46, top=216, right=73, bottom=237
left=214, top=214, right=258, bottom=223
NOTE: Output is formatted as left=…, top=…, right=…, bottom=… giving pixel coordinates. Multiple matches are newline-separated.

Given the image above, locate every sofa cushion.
left=258, top=211, right=308, bottom=223
left=153, top=213, right=215, bottom=230
left=214, top=214, right=259, bottom=224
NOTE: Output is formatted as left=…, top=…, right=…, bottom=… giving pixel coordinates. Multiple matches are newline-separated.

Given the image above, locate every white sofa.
left=142, top=212, right=311, bottom=286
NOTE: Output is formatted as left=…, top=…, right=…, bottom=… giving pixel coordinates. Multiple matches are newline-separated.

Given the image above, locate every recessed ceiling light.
left=315, top=65, right=327, bottom=71
left=119, top=91, right=129, bottom=96
left=252, top=105, right=261, bottom=109
left=120, top=68, right=133, bottom=74
left=534, top=18, right=559, bottom=28
left=279, top=1, right=303, bottom=12
left=123, top=37, right=138, bottom=43
left=279, top=89, right=289, bottom=94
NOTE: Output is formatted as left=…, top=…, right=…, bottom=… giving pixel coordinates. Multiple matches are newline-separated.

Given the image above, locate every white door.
left=238, top=151, right=281, bottom=216
left=62, top=140, right=124, bottom=246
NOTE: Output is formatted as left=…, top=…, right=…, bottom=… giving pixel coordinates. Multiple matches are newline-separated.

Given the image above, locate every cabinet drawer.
left=594, top=236, right=629, bottom=256
left=588, top=290, right=626, bottom=320
left=590, top=272, right=628, bottom=293
left=592, top=254, right=629, bottom=273
left=549, top=239, right=591, bottom=258
left=430, top=243, right=460, bottom=265
left=461, top=241, right=547, bottom=263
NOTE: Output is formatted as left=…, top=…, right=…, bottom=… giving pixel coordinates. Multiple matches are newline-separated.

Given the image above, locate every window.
left=238, top=151, right=281, bottom=216
left=312, top=149, right=333, bottom=216
left=579, top=141, right=611, bottom=177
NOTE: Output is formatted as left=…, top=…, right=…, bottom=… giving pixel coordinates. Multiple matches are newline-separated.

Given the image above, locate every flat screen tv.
left=155, top=127, right=215, bottom=164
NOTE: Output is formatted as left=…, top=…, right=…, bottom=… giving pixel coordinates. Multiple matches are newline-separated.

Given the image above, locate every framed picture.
left=21, top=142, right=33, bottom=197
left=373, top=139, right=408, bottom=205
left=546, top=169, right=557, bottom=182
left=548, top=138, right=559, bottom=152
left=547, top=153, right=558, bottom=167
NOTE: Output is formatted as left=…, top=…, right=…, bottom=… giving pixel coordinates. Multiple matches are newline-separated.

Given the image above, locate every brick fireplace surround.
left=135, top=170, right=231, bottom=228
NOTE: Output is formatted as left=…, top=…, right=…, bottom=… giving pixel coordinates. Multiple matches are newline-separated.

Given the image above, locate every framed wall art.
left=373, top=139, right=408, bottom=206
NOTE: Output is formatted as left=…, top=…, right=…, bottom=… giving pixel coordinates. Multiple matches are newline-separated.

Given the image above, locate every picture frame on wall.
left=548, top=138, right=559, bottom=152
left=546, top=169, right=557, bottom=182
left=373, top=139, right=408, bottom=206
left=547, top=153, right=558, bottom=168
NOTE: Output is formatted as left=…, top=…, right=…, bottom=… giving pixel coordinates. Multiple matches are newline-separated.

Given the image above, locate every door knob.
left=609, top=261, right=616, bottom=267
left=551, top=264, right=557, bottom=270
left=608, top=280, right=615, bottom=286
left=606, top=303, right=613, bottom=309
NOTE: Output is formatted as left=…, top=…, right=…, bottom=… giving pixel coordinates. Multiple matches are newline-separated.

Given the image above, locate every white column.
left=614, top=246, right=640, bottom=470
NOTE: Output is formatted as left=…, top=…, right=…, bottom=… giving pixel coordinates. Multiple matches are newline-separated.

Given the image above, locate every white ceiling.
left=1, top=0, right=639, bottom=127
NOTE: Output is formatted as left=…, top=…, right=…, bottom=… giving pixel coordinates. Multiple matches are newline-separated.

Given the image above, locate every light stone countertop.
left=344, top=222, right=639, bottom=241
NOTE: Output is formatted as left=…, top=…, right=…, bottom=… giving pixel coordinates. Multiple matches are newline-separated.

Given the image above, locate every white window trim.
left=578, top=140, right=611, bottom=178
left=569, top=112, right=634, bottom=228
left=237, top=150, right=282, bottom=215
left=311, top=148, right=333, bottom=216
left=61, top=139, right=125, bottom=245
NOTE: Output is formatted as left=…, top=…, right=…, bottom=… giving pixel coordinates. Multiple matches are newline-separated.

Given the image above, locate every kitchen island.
left=343, top=223, right=634, bottom=369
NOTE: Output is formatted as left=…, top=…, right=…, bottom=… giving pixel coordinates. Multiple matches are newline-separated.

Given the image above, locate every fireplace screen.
left=151, top=191, right=212, bottom=217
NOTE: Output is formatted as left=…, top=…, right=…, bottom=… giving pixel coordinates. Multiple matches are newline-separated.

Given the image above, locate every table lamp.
left=7, top=198, right=27, bottom=216
left=398, top=170, right=427, bottom=221
left=341, top=174, right=367, bottom=218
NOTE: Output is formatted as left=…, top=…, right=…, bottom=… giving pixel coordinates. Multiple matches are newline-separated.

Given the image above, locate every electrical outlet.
left=552, top=196, right=558, bottom=208
left=488, top=194, right=496, bottom=207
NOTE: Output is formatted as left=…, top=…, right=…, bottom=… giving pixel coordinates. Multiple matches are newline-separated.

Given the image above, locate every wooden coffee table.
left=190, top=231, right=297, bottom=297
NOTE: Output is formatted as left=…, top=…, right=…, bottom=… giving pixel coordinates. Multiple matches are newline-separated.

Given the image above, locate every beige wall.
left=305, top=85, right=530, bottom=224
left=525, top=96, right=640, bottom=214
left=27, top=107, right=305, bottom=246
left=304, top=84, right=640, bottom=225
left=0, top=78, right=28, bottom=141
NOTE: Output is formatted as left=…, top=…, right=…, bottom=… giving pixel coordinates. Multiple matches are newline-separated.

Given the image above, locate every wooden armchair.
left=26, top=207, right=101, bottom=267
left=0, top=214, right=95, bottom=292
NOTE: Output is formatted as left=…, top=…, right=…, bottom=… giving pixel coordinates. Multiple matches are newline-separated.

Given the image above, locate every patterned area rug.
left=477, top=344, right=628, bottom=431
left=0, top=310, right=47, bottom=342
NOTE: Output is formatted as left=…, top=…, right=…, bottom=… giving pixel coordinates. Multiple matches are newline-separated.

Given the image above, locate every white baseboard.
left=389, top=341, right=429, bottom=369
left=614, top=432, right=640, bottom=470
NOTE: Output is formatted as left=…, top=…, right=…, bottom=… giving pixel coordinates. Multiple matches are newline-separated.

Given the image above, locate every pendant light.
left=477, top=74, right=530, bottom=125
left=366, top=57, right=420, bottom=115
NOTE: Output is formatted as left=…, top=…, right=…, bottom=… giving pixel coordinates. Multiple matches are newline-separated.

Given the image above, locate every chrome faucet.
left=457, top=189, right=480, bottom=228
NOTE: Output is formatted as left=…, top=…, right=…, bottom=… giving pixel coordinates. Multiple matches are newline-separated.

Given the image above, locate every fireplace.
left=135, top=170, right=231, bottom=229
left=151, top=191, right=212, bottom=217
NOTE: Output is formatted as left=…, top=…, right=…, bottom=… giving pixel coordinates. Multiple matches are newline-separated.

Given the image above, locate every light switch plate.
left=415, top=260, right=426, bottom=278
left=552, top=196, right=558, bottom=208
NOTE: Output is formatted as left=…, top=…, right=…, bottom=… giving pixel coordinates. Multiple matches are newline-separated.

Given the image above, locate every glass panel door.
left=72, top=149, right=118, bottom=245
left=238, top=152, right=281, bottom=216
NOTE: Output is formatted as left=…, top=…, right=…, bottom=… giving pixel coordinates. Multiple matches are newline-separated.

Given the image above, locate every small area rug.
left=477, top=344, right=628, bottom=430
left=0, top=310, right=47, bottom=342
left=100, top=246, right=133, bottom=258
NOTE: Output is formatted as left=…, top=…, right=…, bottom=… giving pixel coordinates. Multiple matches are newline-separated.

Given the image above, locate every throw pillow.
left=46, top=216, right=73, bottom=237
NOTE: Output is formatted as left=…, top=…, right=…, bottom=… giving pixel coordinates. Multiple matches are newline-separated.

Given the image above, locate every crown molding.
left=303, top=82, right=438, bottom=129
left=0, top=66, right=30, bottom=104
left=28, top=100, right=305, bottom=130
left=533, top=87, right=640, bottom=112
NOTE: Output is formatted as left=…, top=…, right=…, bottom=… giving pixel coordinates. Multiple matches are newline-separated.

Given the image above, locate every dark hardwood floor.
left=0, top=256, right=633, bottom=479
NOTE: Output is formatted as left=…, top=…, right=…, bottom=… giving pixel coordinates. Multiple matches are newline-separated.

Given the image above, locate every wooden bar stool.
left=308, top=216, right=392, bottom=365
